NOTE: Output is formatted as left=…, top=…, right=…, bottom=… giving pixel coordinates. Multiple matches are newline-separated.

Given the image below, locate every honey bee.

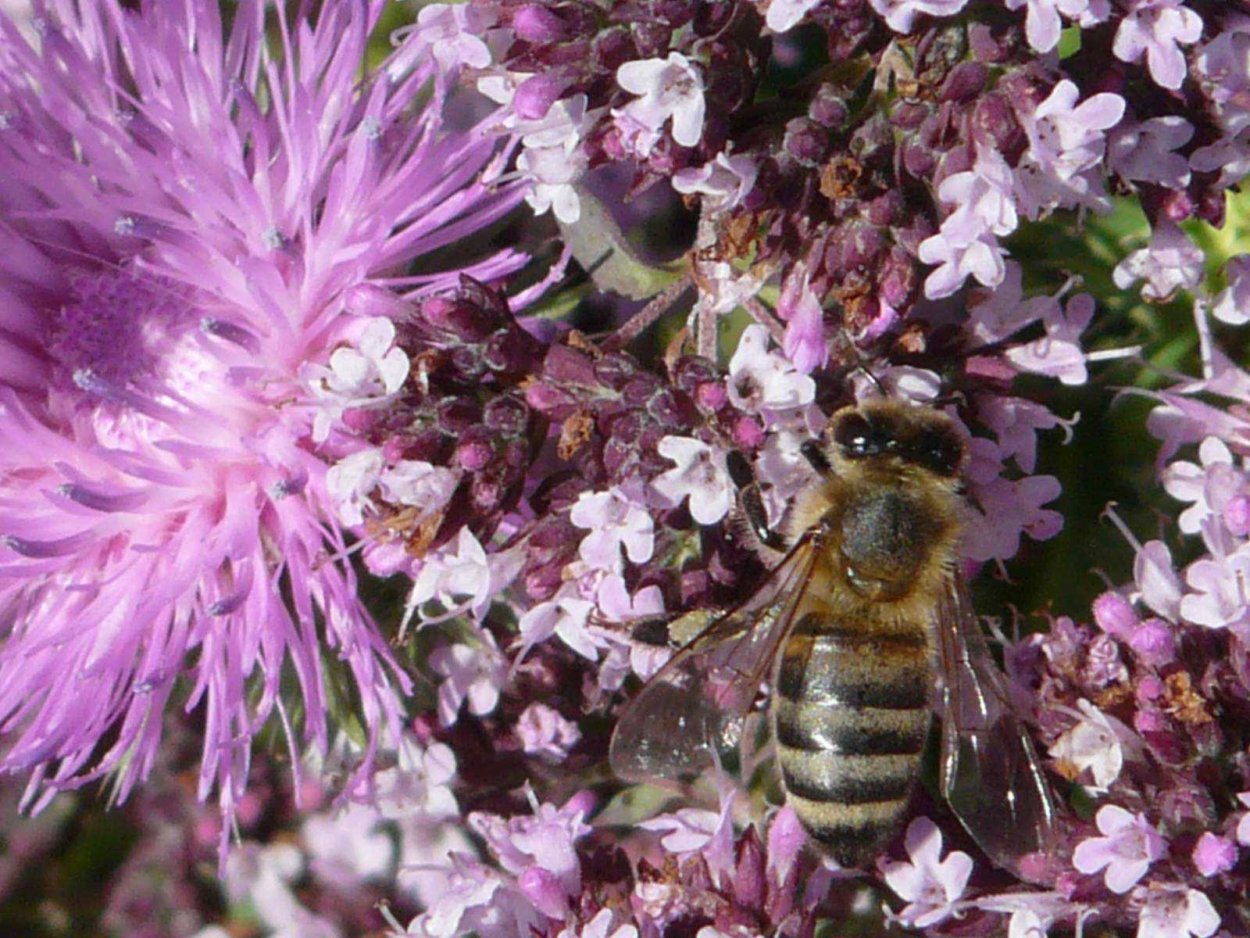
left=610, top=398, right=1057, bottom=874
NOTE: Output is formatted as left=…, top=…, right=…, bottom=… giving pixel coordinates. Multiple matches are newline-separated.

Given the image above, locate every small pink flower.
left=1190, top=832, right=1237, bottom=876
left=919, top=225, right=1007, bottom=299
left=881, top=817, right=975, bottom=929
left=1134, top=540, right=1184, bottom=621
left=1004, top=292, right=1095, bottom=386
left=1113, top=220, right=1205, bottom=303
left=651, top=436, right=734, bottom=525
left=518, top=595, right=602, bottom=660
left=775, top=272, right=829, bottom=375
left=616, top=52, right=706, bottom=148
left=1113, top=0, right=1204, bottom=91
left=1179, top=547, right=1250, bottom=630
left=516, top=703, right=582, bottom=762
left=1163, top=437, right=1244, bottom=550
left=569, top=487, right=656, bottom=571
left=1108, top=116, right=1194, bottom=188
left=1072, top=805, right=1167, bottom=894
left=429, top=634, right=506, bottom=726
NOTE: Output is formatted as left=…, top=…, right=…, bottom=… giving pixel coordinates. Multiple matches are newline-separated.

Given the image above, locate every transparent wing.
left=937, top=575, right=1058, bottom=878
left=609, top=536, right=821, bottom=786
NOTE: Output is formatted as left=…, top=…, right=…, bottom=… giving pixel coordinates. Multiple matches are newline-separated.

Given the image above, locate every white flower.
left=406, top=528, right=520, bottom=625
left=651, top=436, right=734, bottom=525
left=616, top=52, right=706, bottom=148
left=766, top=0, right=824, bottom=32
left=672, top=152, right=758, bottom=212
left=1136, top=884, right=1220, bottom=938
left=727, top=323, right=817, bottom=414
left=518, top=595, right=602, bottom=660
left=1049, top=698, right=1138, bottom=791
left=430, top=633, right=506, bottom=726
left=569, top=487, right=655, bottom=571
left=518, top=143, right=587, bottom=224
left=409, top=3, right=493, bottom=72
left=325, top=447, right=386, bottom=527
left=302, top=317, right=409, bottom=442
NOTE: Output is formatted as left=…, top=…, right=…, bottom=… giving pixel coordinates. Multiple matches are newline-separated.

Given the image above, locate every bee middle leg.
left=726, top=450, right=789, bottom=561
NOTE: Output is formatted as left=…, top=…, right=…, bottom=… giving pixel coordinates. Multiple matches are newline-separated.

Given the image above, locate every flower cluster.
left=465, top=0, right=1239, bottom=340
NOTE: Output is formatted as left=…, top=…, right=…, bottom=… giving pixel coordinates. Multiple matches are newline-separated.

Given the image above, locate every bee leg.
left=800, top=439, right=833, bottom=477
left=630, top=608, right=721, bottom=647
left=726, top=450, right=789, bottom=554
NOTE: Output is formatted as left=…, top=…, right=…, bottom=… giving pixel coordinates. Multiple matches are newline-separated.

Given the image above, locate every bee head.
left=825, top=400, right=966, bottom=479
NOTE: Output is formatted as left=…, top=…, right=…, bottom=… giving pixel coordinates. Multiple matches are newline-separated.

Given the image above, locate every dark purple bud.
left=593, top=353, right=640, bottom=389
left=513, top=4, right=569, bottom=42
left=783, top=117, right=829, bottom=168
left=967, top=21, right=1016, bottom=63
left=437, top=397, right=480, bottom=434
left=863, top=189, right=904, bottom=226
left=1158, top=187, right=1195, bottom=222
left=695, top=381, right=727, bottom=411
left=972, top=92, right=1024, bottom=162
left=456, top=437, right=494, bottom=473
left=622, top=376, right=656, bottom=407
left=629, top=21, right=674, bottom=58
left=890, top=101, right=929, bottom=131
left=483, top=395, right=530, bottom=435
left=484, top=328, right=542, bottom=378
left=1196, top=187, right=1226, bottom=227
left=514, top=72, right=568, bottom=121
left=525, top=382, right=577, bottom=416
left=940, top=62, right=988, bottom=103
left=809, top=84, right=848, bottom=128
left=591, top=26, right=634, bottom=73
left=420, top=295, right=494, bottom=341
left=544, top=345, right=599, bottom=385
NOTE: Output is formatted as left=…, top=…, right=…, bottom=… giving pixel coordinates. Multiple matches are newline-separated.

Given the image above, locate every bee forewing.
left=936, top=577, right=1058, bottom=880
left=609, top=538, right=821, bottom=787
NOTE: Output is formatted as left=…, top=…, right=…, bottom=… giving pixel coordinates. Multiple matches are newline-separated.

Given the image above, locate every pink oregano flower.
left=880, top=817, right=975, bottom=929
left=1072, top=805, right=1167, bottom=893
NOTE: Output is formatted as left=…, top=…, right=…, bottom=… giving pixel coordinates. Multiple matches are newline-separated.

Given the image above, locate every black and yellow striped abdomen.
left=772, top=611, right=933, bottom=867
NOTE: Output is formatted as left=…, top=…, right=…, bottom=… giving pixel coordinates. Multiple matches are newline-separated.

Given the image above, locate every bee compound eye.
left=915, top=428, right=964, bottom=476
left=833, top=412, right=873, bottom=457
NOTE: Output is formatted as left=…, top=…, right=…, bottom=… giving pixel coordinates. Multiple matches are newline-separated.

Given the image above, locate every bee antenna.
left=931, top=389, right=967, bottom=409
left=851, top=364, right=887, bottom=397
left=830, top=324, right=888, bottom=398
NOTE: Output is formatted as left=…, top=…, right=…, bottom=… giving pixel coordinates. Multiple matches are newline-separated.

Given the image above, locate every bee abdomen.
left=786, top=795, right=914, bottom=868
left=773, top=615, right=933, bottom=866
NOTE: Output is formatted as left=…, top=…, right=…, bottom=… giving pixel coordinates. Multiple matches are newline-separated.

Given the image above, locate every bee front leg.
left=630, top=608, right=722, bottom=648
left=726, top=450, right=789, bottom=563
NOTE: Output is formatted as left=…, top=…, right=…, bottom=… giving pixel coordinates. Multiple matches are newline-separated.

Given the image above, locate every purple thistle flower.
left=0, top=0, right=523, bottom=840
